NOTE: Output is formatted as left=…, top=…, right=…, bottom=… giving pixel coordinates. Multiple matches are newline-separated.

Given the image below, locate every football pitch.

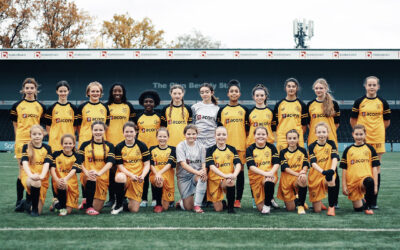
left=0, top=152, right=399, bottom=249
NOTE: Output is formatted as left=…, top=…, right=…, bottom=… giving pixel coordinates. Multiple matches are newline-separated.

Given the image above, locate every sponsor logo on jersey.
left=110, top=115, right=125, bottom=120
left=253, top=121, right=270, bottom=127
left=256, top=161, right=271, bottom=167
left=124, top=159, right=141, bottom=164
left=154, top=160, right=168, bottom=166
left=362, top=112, right=381, bottom=117
left=141, top=128, right=157, bottom=133
left=196, top=114, right=215, bottom=121
left=87, top=117, right=104, bottom=122
left=22, top=113, right=39, bottom=118
left=56, top=118, right=73, bottom=123
left=312, top=114, right=328, bottom=118
left=186, top=159, right=201, bottom=164
left=225, top=118, right=243, bottom=124
left=168, top=120, right=186, bottom=125
left=216, top=162, right=231, bottom=168
left=282, top=113, right=300, bottom=118
left=350, top=159, right=369, bottom=165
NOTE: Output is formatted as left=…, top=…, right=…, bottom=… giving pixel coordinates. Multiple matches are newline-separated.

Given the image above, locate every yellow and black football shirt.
left=77, top=101, right=110, bottom=147
left=106, top=102, right=136, bottom=146
left=10, top=99, right=46, bottom=143
left=306, top=100, right=340, bottom=146
left=115, top=140, right=150, bottom=176
left=246, top=106, right=274, bottom=146
left=279, top=147, right=309, bottom=173
left=206, top=144, right=241, bottom=181
left=149, top=145, right=176, bottom=171
left=308, top=139, right=339, bottom=170
left=75, top=140, right=115, bottom=181
left=339, top=143, right=380, bottom=185
left=45, top=102, right=77, bottom=151
left=161, top=104, right=192, bottom=147
left=21, top=143, right=52, bottom=176
left=246, top=142, right=280, bottom=172
left=351, top=96, right=391, bottom=144
left=135, top=111, right=161, bottom=148
left=273, top=98, right=307, bottom=147
left=51, top=150, right=80, bottom=175
left=217, top=104, right=249, bottom=152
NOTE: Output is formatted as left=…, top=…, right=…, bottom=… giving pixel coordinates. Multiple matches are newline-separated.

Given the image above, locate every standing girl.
left=75, top=121, right=115, bottom=215
left=340, top=124, right=379, bottom=215
left=112, top=121, right=151, bottom=214
left=217, top=79, right=249, bottom=208
left=10, top=78, right=46, bottom=212
left=50, top=134, right=80, bottom=216
left=136, top=90, right=161, bottom=207
left=246, top=126, right=280, bottom=214
left=308, top=122, right=339, bottom=216
left=45, top=81, right=77, bottom=152
left=104, top=83, right=135, bottom=208
left=273, top=78, right=308, bottom=152
left=20, top=125, right=52, bottom=216
left=191, top=83, right=220, bottom=149
left=176, top=124, right=207, bottom=213
left=277, top=129, right=309, bottom=214
left=350, top=76, right=390, bottom=209
left=149, top=127, right=176, bottom=213
left=77, top=81, right=110, bottom=148
left=161, top=84, right=192, bottom=147
left=306, top=78, right=341, bottom=208
left=246, top=84, right=274, bottom=147
left=206, top=126, right=241, bottom=213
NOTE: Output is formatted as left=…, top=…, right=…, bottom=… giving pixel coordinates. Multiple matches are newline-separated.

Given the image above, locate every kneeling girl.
left=206, top=126, right=241, bottom=213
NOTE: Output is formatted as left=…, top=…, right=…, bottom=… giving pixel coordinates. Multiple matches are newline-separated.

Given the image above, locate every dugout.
left=0, top=49, right=399, bottom=151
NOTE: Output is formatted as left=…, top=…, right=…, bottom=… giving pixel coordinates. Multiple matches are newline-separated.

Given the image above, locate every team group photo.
left=1, top=0, right=399, bottom=249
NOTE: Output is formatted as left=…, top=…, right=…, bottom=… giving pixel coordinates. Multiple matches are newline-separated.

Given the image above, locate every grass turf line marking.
left=1, top=227, right=400, bottom=232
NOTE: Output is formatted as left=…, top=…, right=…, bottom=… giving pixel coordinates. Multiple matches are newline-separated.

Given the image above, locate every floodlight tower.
left=293, top=19, right=314, bottom=49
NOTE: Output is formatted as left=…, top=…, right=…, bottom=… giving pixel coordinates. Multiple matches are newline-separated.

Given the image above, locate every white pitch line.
left=0, top=227, right=400, bottom=232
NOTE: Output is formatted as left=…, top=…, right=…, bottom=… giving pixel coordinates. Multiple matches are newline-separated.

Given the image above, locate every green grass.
left=1, top=152, right=399, bottom=249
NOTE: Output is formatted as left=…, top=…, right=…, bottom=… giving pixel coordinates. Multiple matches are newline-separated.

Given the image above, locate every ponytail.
left=313, top=78, right=335, bottom=117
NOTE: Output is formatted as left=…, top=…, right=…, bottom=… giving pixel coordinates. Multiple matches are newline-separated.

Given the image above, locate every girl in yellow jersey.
left=45, top=81, right=77, bottom=151
left=149, top=127, right=176, bottom=213
left=340, top=124, right=379, bottom=215
left=75, top=121, right=115, bottom=215
left=306, top=78, right=341, bottom=209
left=350, top=76, right=390, bottom=209
left=217, top=80, right=249, bottom=208
left=206, top=126, right=241, bottom=214
left=112, top=121, right=151, bottom=214
left=50, top=134, right=80, bottom=216
left=246, top=126, right=280, bottom=214
left=77, top=81, right=110, bottom=148
left=246, top=84, right=274, bottom=147
left=277, top=129, right=309, bottom=215
left=308, top=122, right=339, bottom=216
left=136, top=90, right=161, bottom=208
left=10, top=78, right=46, bottom=212
left=161, top=84, right=192, bottom=147
left=273, top=78, right=308, bottom=152
left=20, top=125, right=52, bottom=216
left=104, top=83, right=135, bottom=208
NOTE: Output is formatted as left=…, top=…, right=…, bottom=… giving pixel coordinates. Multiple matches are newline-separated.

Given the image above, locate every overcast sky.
left=75, top=0, right=399, bottom=49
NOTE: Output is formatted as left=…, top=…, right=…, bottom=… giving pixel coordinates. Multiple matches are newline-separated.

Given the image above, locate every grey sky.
left=75, top=0, right=400, bottom=48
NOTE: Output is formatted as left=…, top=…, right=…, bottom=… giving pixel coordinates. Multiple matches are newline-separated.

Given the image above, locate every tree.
left=102, top=13, right=165, bottom=48
left=36, top=0, right=92, bottom=48
left=0, top=0, right=39, bottom=48
left=172, top=30, right=221, bottom=49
